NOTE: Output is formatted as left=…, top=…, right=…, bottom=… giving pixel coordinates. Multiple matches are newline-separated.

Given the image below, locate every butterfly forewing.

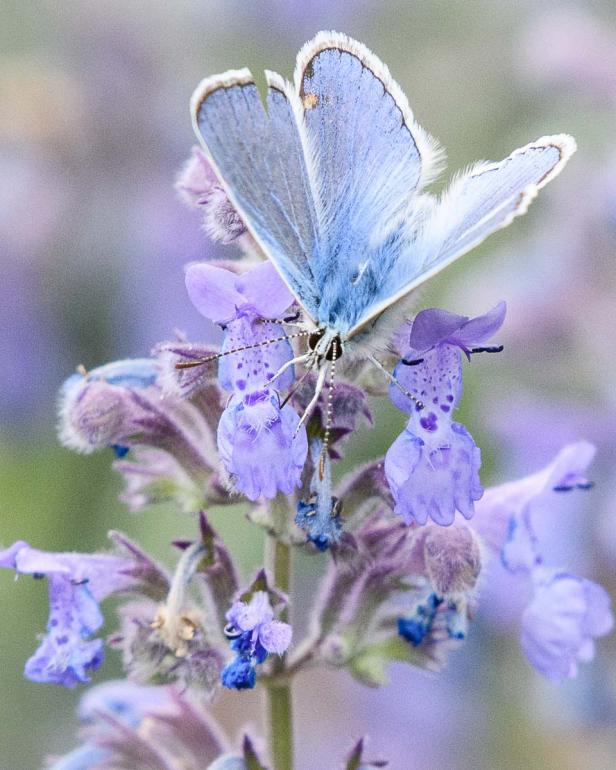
left=294, top=33, right=441, bottom=332
left=191, top=69, right=321, bottom=320
left=192, top=33, right=441, bottom=336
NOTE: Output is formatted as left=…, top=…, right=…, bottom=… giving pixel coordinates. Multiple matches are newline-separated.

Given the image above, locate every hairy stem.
left=264, top=495, right=294, bottom=770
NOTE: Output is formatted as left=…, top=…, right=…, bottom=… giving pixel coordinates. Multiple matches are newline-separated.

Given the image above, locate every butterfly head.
left=307, top=327, right=344, bottom=366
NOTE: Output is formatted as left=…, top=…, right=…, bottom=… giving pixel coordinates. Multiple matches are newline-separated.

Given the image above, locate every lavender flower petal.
left=385, top=421, right=482, bottom=526
left=521, top=570, right=614, bottom=680
left=406, top=303, right=506, bottom=355
left=471, top=441, right=596, bottom=552
left=2, top=541, right=140, bottom=687
left=407, top=308, right=470, bottom=354
left=259, top=621, right=293, bottom=655
left=185, top=263, right=244, bottom=324
left=217, top=394, right=307, bottom=501
left=234, top=260, right=294, bottom=320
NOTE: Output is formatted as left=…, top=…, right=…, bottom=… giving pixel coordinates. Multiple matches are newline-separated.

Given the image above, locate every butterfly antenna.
left=368, top=354, right=424, bottom=411
left=294, top=361, right=328, bottom=436
left=175, top=331, right=310, bottom=370
left=258, top=311, right=305, bottom=329
left=319, top=337, right=338, bottom=480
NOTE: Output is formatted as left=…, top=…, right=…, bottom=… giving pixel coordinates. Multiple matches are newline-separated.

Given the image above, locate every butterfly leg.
left=268, top=352, right=311, bottom=386
left=294, top=362, right=328, bottom=436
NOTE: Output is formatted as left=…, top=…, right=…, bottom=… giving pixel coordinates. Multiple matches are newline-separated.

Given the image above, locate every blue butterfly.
left=189, top=31, right=575, bottom=419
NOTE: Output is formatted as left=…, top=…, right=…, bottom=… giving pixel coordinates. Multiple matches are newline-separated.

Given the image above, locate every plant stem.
left=264, top=496, right=294, bottom=770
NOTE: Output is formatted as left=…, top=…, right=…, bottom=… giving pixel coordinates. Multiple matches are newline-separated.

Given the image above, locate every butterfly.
left=187, top=30, right=574, bottom=427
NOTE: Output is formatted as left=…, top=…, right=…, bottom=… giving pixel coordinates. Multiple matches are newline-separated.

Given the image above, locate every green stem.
left=265, top=679, right=293, bottom=770
left=264, top=496, right=294, bottom=770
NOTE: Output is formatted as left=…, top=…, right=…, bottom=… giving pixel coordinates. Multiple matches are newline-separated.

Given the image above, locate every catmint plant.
left=3, top=31, right=613, bottom=770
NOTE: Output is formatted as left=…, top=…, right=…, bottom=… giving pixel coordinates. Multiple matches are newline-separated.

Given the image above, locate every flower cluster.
left=0, top=538, right=144, bottom=687
left=385, top=303, right=505, bottom=526
left=4, top=132, right=612, bottom=770
left=222, top=582, right=292, bottom=690
left=473, top=442, right=614, bottom=679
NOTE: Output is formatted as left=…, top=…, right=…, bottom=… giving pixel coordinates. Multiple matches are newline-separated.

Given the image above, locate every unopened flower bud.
left=423, top=524, right=482, bottom=597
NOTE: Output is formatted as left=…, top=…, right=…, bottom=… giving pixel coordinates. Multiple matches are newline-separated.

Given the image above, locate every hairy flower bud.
left=176, top=146, right=247, bottom=244
left=423, top=524, right=482, bottom=597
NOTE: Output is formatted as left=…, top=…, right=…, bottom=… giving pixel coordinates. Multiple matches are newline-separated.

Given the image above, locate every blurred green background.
left=2, top=1, right=616, bottom=768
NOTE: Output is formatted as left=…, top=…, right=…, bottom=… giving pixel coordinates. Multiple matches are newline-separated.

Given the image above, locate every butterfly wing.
left=191, top=68, right=322, bottom=319
left=348, top=135, right=576, bottom=337
left=192, top=33, right=442, bottom=334
left=293, top=32, right=443, bottom=331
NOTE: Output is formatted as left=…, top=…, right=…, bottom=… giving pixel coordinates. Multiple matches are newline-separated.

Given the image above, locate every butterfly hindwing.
left=348, top=135, right=576, bottom=336
left=420, top=136, right=576, bottom=266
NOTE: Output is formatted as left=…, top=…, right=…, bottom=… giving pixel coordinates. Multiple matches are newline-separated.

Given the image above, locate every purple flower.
left=521, top=569, right=613, bottom=680
left=222, top=590, right=291, bottom=690
left=385, top=304, right=505, bottom=526
left=58, top=357, right=227, bottom=512
left=0, top=541, right=136, bottom=687
left=47, top=681, right=172, bottom=769
left=48, top=681, right=224, bottom=770
left=183, top=262, right=309, bottom=500
left=217, top=391, right=307, bottom=501
left=58, top=358, right=157, bottom=453
left=176, top=146, right=247, bottom=244
left=469, top=441, right=614, bottom=678
left=471, top=441, right=597, bottom=554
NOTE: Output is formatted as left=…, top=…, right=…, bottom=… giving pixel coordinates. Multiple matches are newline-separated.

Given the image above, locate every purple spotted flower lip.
left=0, top=542, right=136, bottom=687
left=218, top=392, right=308, bottom=501
left=385, top=303, right=505, bottom=527
left=184, top=261, right=308, bottom=500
